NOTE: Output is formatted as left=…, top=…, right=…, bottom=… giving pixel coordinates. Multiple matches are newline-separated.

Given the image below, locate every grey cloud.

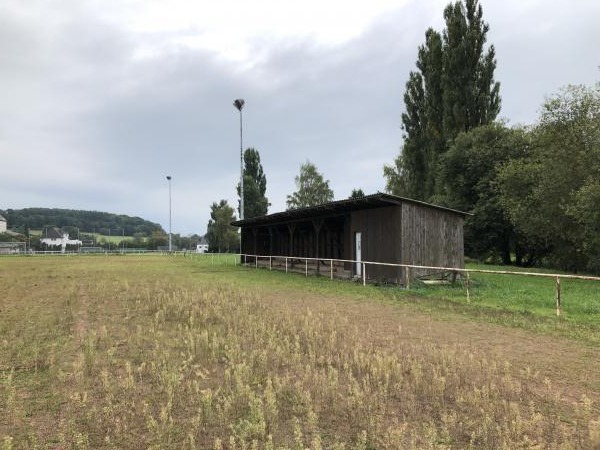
left=2, top=0, right=599, bottom=235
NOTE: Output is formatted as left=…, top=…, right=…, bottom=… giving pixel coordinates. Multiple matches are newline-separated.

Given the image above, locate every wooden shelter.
left=232, top=193, right=468, bottom=282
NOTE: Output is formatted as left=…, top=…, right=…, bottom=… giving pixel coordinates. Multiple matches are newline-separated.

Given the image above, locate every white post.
left=556, top=276, right=561, bottom=316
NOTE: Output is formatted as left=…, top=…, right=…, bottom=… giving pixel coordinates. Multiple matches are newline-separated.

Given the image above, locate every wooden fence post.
left=305, top=259, right=308, bottom=277
left=466, top=271, right=470, bottom=303
left=330, top=259, right=333, bottom=280
left=405, top=267, right=411, bottom=290
left=362, top=263, right=366, bottom=286
left=285, top=257, right=288, bottom=273
left=556, top=276, right=561, bottom=316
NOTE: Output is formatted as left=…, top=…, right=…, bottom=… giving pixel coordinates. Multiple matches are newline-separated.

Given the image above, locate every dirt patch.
left=261, top=287, right=600, bottom=414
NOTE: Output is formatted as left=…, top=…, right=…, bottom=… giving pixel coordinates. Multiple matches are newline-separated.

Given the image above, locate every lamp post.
left=166, top=175, right=172, bottom=252
left=233, top=99, right=245, bottom=221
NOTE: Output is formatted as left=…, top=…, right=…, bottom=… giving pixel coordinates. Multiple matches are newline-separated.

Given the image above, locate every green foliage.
left=237, top=148, right=270, bottom=219
left=441, top=0, right=500, bottom=134
left=286, top=161, right=334, bottom=209
left=0, top=208, right=163, bottom=237
left=206, top=200, right=238, bottom=252
left=384, top=0, right=500, bottom=201
left=349, top=189, right=365, bottom=199
left=439, top=123, right=530, bottom=264
left=498, top=84, right=600, bottom=273
left=145, top=229, right=169, bottom=250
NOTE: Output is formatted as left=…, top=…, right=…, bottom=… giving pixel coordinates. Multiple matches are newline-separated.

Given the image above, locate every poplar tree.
left=237, top=148, right=269, bottom=219
left=442, top=0, right=500, bottom=135
left=384, top=0, right=500, bottom=201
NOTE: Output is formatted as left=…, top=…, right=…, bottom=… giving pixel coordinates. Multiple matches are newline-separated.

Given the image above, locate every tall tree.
left=206, top=200, right=238, bottom=253
left=442, top=0, right=500, bottom=135
left=439, top=123, right=530, bottom=264
left=286, top=161, right=334, bottom=209
left=384, top=0, right=500, bottom=201
left=237, top=148, right=269, bottom=219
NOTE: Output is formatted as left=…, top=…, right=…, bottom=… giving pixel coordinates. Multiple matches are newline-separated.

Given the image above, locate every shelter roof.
left=232, top=193, right=470, bottom=227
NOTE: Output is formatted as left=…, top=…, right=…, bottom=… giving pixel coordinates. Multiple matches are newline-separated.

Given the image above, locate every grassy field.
left=1, top=255, right=600, bottom=449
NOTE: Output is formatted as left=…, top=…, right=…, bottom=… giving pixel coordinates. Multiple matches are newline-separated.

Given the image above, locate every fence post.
left=330, top=259, right=333, bottom=280
left=285, top=257, right=288, bottom=273
left=405, top=267, right=411, bottom=290
left=305, top=259, right=308, bottom=277
left=556, top=276, right=561, bottom=316
left=269, top=256, right=272, bottom=270
left=255, top=256, right=258, bottom=269
left=362, top=263, right=366, bottom=286
left=466, top=271, right=470, bottom=303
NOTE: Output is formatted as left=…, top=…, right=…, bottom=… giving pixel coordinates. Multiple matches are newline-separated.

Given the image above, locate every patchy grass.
left=1, top=255, right=600, bottom=448
left=390, top=263, right=600, bottom=343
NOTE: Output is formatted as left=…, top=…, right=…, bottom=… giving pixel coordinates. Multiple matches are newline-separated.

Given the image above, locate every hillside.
left=0, top=207, right=164, bottom=237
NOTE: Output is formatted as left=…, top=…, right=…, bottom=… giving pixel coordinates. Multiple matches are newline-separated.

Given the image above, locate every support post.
left=305, top=259, right=308, bottom=277
left=312, top=219, right=323, bottom=274
left=330, top=259, right=333, bottom=280
left=405, top=266, right=411, bottom=290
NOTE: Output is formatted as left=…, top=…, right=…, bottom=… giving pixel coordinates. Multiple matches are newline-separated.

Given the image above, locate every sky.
left=1, top=0, right=598, bottom=236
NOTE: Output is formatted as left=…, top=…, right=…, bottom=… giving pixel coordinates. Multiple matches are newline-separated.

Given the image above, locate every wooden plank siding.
left=349, top=206, right=403, bottom=281
left=400, top=202, right=464, bottom=278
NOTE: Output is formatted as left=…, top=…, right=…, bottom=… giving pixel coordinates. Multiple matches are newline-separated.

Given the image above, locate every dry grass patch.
left=1, top=255, right=599, bottom=449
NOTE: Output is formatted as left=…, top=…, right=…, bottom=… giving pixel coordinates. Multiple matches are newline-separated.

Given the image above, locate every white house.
left=0, top=215, right=6, bottom=233
left=41, top=227, right=82, bottom=253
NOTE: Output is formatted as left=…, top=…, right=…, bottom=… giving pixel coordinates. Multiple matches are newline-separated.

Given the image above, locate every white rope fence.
left=237, top=253, right=600, bottom=317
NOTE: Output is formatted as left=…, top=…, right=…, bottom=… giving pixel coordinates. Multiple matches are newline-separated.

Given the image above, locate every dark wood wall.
left=400, top=202, right=464, bottom=276
left=349, top=206, right=403, bottom=281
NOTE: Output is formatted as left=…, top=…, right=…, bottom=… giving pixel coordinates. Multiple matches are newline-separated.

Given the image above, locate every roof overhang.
left=231, top=193, right=470, bottom=228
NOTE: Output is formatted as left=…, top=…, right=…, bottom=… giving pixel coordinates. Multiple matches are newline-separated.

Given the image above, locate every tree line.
left=206, top=149, right=337, bottom=253
left=1, top=208, right=164, bottom=237
left=382, top=0, right=599, bottom=273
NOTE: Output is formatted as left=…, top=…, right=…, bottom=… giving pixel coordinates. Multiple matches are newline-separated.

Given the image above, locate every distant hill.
left=0, top=208, right=164, bottom=237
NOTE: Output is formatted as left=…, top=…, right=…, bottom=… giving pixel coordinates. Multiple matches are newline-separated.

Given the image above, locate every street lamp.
left=233, top=99, right=245, bottom=221
left=166, top=175, right=172, bottom=252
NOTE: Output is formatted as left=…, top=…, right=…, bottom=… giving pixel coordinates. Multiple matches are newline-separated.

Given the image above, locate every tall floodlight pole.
left=233, top=99, right=245, bottom=222
left=166, top=175, right=172, bottom=252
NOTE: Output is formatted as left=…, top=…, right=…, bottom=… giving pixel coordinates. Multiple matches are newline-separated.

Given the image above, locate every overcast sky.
left=1, top=0, right=598, bottom=235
